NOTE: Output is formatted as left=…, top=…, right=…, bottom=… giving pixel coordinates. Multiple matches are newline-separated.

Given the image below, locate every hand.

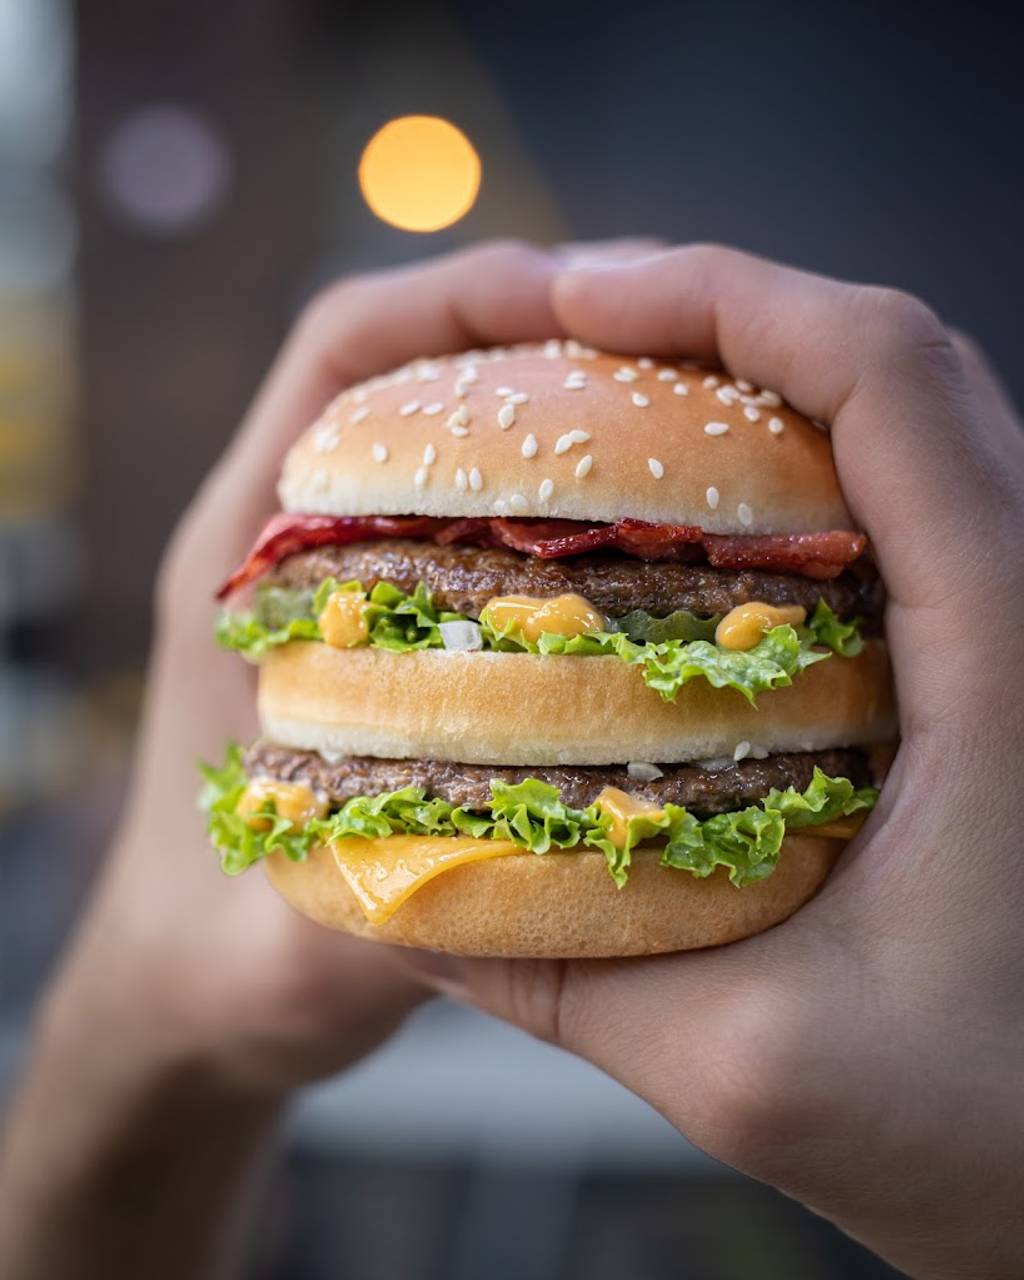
left=407, top=247, right=1024, bottom=1280
left=0, top=240, right=565, bottom=1279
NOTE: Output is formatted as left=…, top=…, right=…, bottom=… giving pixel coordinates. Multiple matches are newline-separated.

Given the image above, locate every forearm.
left=0, top=975, right=282, bottom=1280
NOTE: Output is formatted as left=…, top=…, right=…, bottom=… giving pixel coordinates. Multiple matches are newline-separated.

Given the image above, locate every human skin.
left=405, top=247, right=1024, bottom=1280
left=2, top=239, right=1022, bottom=1279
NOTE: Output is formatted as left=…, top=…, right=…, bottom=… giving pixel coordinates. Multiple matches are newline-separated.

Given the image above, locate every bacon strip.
left=216, top=515, right=866, bottom=599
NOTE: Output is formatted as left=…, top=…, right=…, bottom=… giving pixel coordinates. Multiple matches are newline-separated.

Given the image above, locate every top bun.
left=278, top=342, right=852, bottom=535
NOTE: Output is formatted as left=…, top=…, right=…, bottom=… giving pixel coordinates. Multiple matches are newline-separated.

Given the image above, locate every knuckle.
left=669, top=241, right=743, bottom=279
left=858, top=285, right=951, bottom=360
left=453, top=236, right=544, bottom=276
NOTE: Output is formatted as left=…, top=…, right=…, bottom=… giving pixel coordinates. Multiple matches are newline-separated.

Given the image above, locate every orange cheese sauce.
left=239, top=778, right=326, bottom=830
left=593, top=786, right=665, bottom=849
left=482, top=592, right=604, bottom=643
left=318, top=589, right=370, bottom=648
left=715, top=601, right=807, bottom=651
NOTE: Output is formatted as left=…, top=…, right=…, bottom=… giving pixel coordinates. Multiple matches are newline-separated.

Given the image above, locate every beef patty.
left=245, top=743, right=871, bottom=817
left=269, top=541, right=881, bottom=622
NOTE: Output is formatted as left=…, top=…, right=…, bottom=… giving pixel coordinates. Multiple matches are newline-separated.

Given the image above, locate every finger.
left=550, top=246, right=1024, bottom=617
left=402, top=939, right=793, bottom=1164
left=555, top=236, right=666, bottom=268
left=948, top=327, right=1023, bottom=439
left=185, top=240, right=562, bottom=580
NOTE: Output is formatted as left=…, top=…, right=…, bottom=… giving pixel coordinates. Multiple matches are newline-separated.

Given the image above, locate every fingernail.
left=558, top=251, right=665, bottom=275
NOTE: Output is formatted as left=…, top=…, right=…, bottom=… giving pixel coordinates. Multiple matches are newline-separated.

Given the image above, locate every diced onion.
left=440, top=621, right=484, bottom=651
left=626, top=761, right=664, bottom=782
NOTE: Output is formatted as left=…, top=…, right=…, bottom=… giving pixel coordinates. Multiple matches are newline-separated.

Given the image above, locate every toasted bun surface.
left=279, top=345, right=851, bottom=533
left=266, top=835, right=841, bottom=957
left=258, top=641, right=896, bottom=766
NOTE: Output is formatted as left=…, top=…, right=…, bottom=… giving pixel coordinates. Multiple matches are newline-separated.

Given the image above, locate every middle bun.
left=258, top=641, right=896, bottom=766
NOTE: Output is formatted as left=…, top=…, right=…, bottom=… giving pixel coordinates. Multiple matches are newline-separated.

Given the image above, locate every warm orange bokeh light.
left=358, top=116, right=481, bottom=233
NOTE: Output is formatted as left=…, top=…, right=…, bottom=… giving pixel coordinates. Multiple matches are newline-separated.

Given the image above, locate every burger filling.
left=217, top=541, right=874, bottom=705
left=201, top=743, right=880, bottom=905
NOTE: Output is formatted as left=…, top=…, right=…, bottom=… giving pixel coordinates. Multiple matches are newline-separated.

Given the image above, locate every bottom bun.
left=265, top=835, right=842, bottom=958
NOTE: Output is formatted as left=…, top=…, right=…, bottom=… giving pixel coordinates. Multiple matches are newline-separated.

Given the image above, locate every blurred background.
left=2, top=1, right=1020, bottom=1276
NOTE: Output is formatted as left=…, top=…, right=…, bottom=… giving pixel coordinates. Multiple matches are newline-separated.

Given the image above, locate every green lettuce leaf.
left=804, top=599, right=865, bottom=657
left=198, top=744, right=319, bottom=874
left=219, top=577, right=863, bottom=703
left=199, top=749, right=878, bottom=888
left=610, top=608, right=719, bottom=644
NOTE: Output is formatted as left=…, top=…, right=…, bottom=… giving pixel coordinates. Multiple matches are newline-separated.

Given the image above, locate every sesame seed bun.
left=278, top=344, right=851, bottom=534
left=257, top=642, right=896, bottom=766
left=265, top=834, right=842, bottom=958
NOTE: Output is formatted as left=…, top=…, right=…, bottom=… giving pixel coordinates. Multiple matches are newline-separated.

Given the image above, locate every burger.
left=201, top=342, right=895, bottom=957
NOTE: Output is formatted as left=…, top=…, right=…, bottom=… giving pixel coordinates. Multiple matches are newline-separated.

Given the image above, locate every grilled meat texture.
left=269, top=540, right=881, bottom=623
left=245, top=744, right=871, bottom=817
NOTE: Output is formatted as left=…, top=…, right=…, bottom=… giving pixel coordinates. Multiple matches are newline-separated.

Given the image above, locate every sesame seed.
left=494, top=498, right=509, bottom=515
left=414, top=465, right=428, bottom=488
left=349, top=406, right=369, bottom=425
left=735, top=378, right=753, bottom=392
left=613, top=367, right=638, bottom=382
left=506, top=392, right=529, bottom=405
left=521, top=433, right=538, bottom=459
left=715, top=387, right=736, bottom=406
left=575, top=454, right=593, bottom=478
left=673, top=382, right=689, bottom=396
left=568, top=429, right=591, bottom=444
left=743, top=406, right=761, bottom=422
left=733, top=740, right=752, bottom=762
left=538, top=477, right=554, bottom=501
left=469, top=466, right=483, bottom=492
left=564, top=373, right=586, bottom=390
left=543, top=339, right=562, bottom=359
left=448, top=405, right=469, bottom=429
left=450, top=425, right=469, bottom=438
left=498, top=404, right=516, bottom=430
left=423, top=402, right=444, bottom=416
left=702, top=375, right=720, bottom=389
left=460, top=365, right=479, bottom=383
left=564, top=338, right=583, bottom=358
left=313, top=423, right=340, bottom=453
left=739, top=394, right=759, bottom=405
left=657, top=368, right=678, bottom=381
left=417, top=363, right=441, bottom=382
left=353, top=387, right=368, bottom=402
left=371, top=442, right=388, bottom=463
left=737, top=502, right=753, bottom=526
left=648, top=457, right=665, bottom=479
left=400, top=400, right=421, bottom=416
left=638, top=357, right=654, bottom=369
left=509, top=493, right=529, bottom=514
left=454, top=467, right=468, bottom=492
left=768, top=416, right=785, bottom=435
left=704, top=421, right=730, bottom=436
left=496, top=386, right=514, bottom=397
left=632, top=392, right=650, bottom=408
left=554, top=434, right=573, bottom=455
left=454, top=379, right=473, bottom=398
left=760, top=389, right=782, bottom=406
left=423, top=443, right=437, bottom=465
left=706, top=485, right=720, bottom=509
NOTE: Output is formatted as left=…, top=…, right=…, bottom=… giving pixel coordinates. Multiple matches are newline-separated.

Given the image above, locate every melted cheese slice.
left=330, top=835, right=522, bottom=925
